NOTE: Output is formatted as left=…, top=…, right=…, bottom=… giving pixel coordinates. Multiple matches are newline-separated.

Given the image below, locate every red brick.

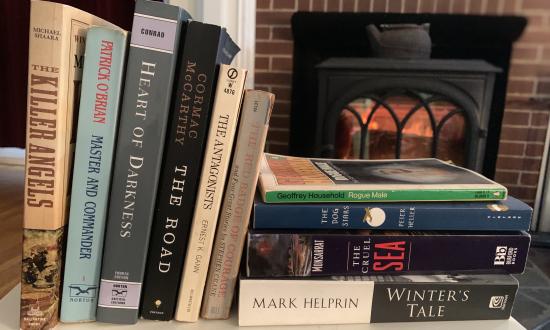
left=256, top=11, right=293, bottom=25
left=419, top=0, right=435, bottom=13
left=255, top=72, right=292, bottom=85
left=269, top=114, right=291, bottom=129
left=272, top=26, right=293, bottom=40
left=256, top=26, right=270, bottom=40
left=521, top=172, right=541, bottom=186
left=387, top=0, right=402, bottom=12
left=498, top=142, right=525, bottom=156
left=526, top=143, right=546, bottom=157
left=496, top=156, right=542, bottom=172
left=526, top=14, right=545, bottom=27
left=451, top=0, right=467, bottom=13
left=435, top=0, right=451, bottom=13
left=256, top=41, right=293, bottom=55
left=273, top=0, right=296, bottom=9
left=494, top=171, right=520, bottom=185
left=258, top=0, right=271, bottom=9
left=469, top=0, right=483, bottom=13
left=298, top=0, right=312, bottom=10
left=265, top=142, right=289, bottom=154
left=523, top=0, right=550, bottom=10
left=510, top=63, right=550, bottom=77
left=500, top=127, right=548, bottom=142
left=537, top=81, right=550, bottom=95
left=342, top=0, right=356, bottom=11
left=502, top=111, right=530, bottom=126
left=485, top=0, right=500, bottom=14
left=506, top=97, right=550, bottom=111
left=502, top=0, right=518, bottom=14
left=512, top=46, right=539, bottom=61
left=372, top=0, right=387, bottom=11
left=404, top=0, right=418, bottom=12
left=357, top=0, right=372, bottom=11
left=267, top=128, right=290, bottom=142
left=327, top=0, right=341, bottom=11
left=272, top=101, right=291, bottom=115
left=271, top=57, right=293, bottom=71
left=507, top=80, right=535, bottom=95
left=531, top=112, right=549, bottom=127
left=543, top=47, right=550, bottom=61
left=518, top=30, right=550, bottom=44
left=271, top=86, right=292, bottom=101
left=312, top=0, right=326, bottom=10
left=254, top=84, right=273, bottom=92
left=507, top=186, right=538, bottom=201
left=255, top=56, right=270, bottom=70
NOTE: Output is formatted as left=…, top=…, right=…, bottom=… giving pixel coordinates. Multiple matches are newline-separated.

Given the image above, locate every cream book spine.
left=201, top=90, right=274, bottom=319
left=22, top=1, right=117, bottom=328
left=174, top=65, right=247, bottom=322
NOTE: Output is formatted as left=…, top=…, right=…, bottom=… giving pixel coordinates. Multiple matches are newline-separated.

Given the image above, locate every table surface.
left=0, top=285, right=526, bottom=330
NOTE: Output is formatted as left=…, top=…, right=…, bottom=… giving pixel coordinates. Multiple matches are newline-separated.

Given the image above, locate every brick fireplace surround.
left=255, top=0, right=550, bottom=205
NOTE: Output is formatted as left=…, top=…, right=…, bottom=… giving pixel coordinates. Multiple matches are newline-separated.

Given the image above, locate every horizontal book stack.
left=19, top=0, right=530, bottom=328
left=238, top=154, right=532, bottom=326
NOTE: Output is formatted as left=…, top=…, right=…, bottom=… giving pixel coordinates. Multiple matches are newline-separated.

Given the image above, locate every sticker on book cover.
left=97, top=280, right=141, bottom=309
left=130, top=13, right=178, bottom=53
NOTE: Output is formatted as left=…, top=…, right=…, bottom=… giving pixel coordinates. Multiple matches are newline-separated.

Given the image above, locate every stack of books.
left=238, top=154, right=532, bottom=326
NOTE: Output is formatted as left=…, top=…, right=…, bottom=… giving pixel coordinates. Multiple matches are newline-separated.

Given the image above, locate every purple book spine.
left=246, top=231, right=530, bottom=277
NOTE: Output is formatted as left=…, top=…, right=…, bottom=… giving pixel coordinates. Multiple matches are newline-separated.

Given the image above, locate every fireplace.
left=316, top=58, right=499, bottom=172
left=288, top=12, right=526, bottom=178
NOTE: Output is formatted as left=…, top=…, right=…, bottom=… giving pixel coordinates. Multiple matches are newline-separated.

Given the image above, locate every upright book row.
left=21, top=0, right=273, bottom=328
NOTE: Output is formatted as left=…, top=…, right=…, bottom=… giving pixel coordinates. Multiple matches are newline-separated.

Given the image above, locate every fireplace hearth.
left=316, top=58, right=499, bottom=172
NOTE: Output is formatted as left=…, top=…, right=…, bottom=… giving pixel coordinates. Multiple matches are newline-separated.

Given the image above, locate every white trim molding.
left=168, top=0, right=256, bottom=89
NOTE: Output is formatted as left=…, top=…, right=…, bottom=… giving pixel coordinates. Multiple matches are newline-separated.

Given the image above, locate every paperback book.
left=258, top=154, right=507, bottom=203
left=252, top=196, right=532, bottom=231
left=60, top=26, right=128, bottom=323
left=246, top=230, right=530, bottom=277
left=239, top=274, right=519, bottom=326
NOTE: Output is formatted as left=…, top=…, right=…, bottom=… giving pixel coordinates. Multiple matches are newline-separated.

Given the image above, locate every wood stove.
left=316, top=58, right=499, bottom=172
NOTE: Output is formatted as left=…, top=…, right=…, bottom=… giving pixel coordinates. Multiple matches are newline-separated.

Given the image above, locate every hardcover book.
left=175, top=65, right=247, bottom=322
left=247, top=230, right=530, bottom=277
left=96, top=0, right=191, bottom=324
left=252, top=196, right=532, bottom=231
left=60, top=26, right=128, bottom=323
left=140, top=22, right=239, bottom=321
left=239, top=274, right=519, bottom=326
left=202, top=90, right=275, bottom=320
left=258, top=155, right=507, bottom=203
left=22, top=2, right=118, bottom=328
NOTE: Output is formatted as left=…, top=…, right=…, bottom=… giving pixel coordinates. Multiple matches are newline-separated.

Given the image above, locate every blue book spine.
left=253, top=196, right=532, bottom=231
left=60, top=27, right=128, bottom=322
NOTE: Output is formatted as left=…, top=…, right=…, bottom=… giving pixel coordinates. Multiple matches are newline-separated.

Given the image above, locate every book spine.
left=96, top=0, right=186, bottom=324
left=252, top=200, right=532, bottom=231
left=60, top=27, right=127, bottom=323
left=238, top=277, right=518, bottom=326
left=263, top=188, right=507, bottom=203
left=22, top=2, right=110, bottom=328
left=140, top=23, right=239, bottom=321
left=201, top=91, right=275, bottom=320
left=175, top=65, right=247, bottom=322
left=246, top=231, right=530, bottom=277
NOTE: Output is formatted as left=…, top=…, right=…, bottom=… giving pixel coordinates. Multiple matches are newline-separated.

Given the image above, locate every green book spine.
left=60, top=27, right=127, bottom=322
left=264, top=189, right=507, bottom=203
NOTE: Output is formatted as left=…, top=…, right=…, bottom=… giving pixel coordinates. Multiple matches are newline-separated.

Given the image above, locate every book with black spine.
left=96, top=0, right=191, bottom=324
left=140, top=22, right=239, bottom=321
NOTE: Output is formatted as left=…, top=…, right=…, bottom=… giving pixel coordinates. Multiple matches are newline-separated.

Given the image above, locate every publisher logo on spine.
left=494, top=246, right=518, bottom=266
left=68, top=284, right=97, bottom=302
left=489, top=295, right=508, bottom=310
